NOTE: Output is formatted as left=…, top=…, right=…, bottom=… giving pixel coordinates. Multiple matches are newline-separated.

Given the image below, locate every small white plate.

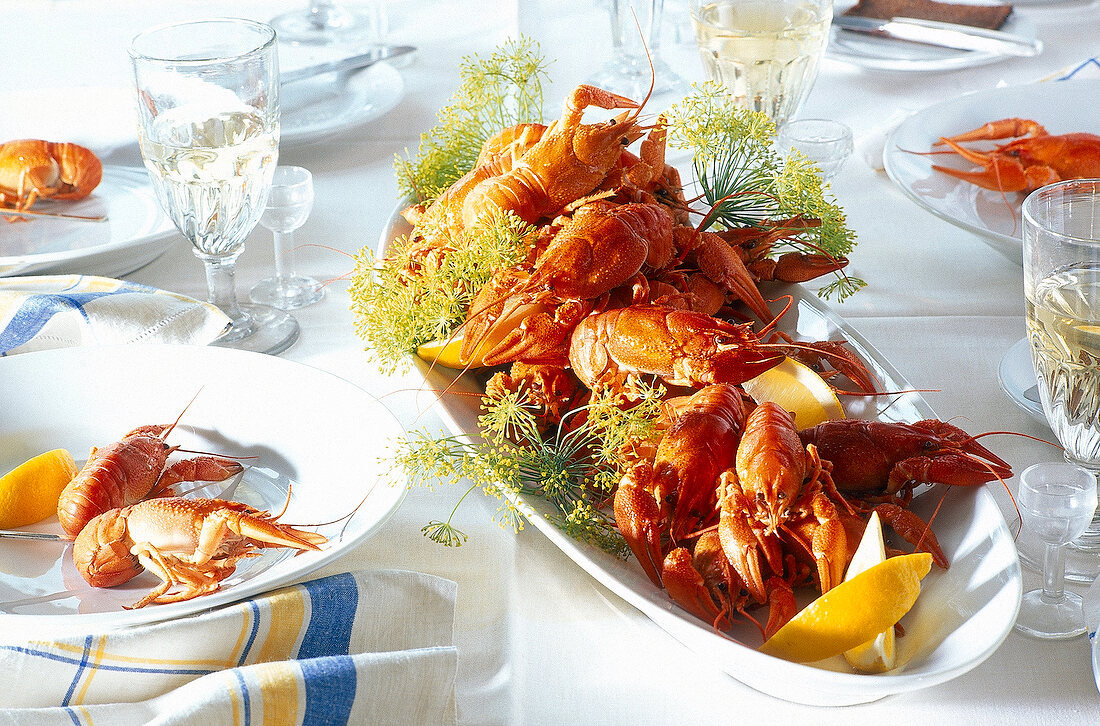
left=883, top=80, right=1100, bottom=263
left=828, top=4, right=1037, bottom=72
left=0, top=344, right=407, bottom=632
left=0, top=166, right=176, bottom=278
left=998, top=336, right=1048, bottom=426
left=281, top=62, right=404, bottom=146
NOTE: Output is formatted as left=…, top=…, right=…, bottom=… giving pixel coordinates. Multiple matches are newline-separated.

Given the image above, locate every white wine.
left=1027, top=263, right=1100, bottom=465
left=140, top=109, right=278, bottom=256
left=691, top=0, right=829, bottom=126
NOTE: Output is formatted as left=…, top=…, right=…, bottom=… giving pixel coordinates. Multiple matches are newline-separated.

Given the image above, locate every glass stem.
left=273, top=231, right=295, bottom=280
left=201, top=254, right=245, bottom=323
left=1041, top=541, right=1067, bottom=604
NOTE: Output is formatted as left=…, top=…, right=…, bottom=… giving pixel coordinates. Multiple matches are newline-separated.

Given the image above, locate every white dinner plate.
left=380, top=211, right=1022, bottom=706
left=883, top=80, right=1100, bottom=264
left=280, top=62, right=404, bottom=146
left=0, top=166, right=177, bottom=278
left=827, top=3, right=1037, bottom=72
left=0, top=344, right=406, bottom=632
left=998, top=336, right=1048, bottom=426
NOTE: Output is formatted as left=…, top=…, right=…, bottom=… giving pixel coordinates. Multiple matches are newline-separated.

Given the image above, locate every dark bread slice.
left=843, top=0, right=1013, bottom=29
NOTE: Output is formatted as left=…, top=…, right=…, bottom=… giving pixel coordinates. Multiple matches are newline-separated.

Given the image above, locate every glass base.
left=250, top=275, right=324, bottom=310
left=587, top=55, right=690, bottom=102
left=212, top=303, right=299, bottom=355
left=1014, top=588, right=1087, bottom=639
left=270, top=7, right=374, bottom=45
left=1012, top=515, right=1100, bottom=583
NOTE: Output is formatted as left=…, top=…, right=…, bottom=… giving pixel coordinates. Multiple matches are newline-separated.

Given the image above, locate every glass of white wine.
left=689, top=0, right=832, bottom=127
left=129, top=19, right=299, bottom=355
left=1022, top=179, right=1100, bottom=580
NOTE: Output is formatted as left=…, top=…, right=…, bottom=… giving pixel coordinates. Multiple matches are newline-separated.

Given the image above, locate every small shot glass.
left=778, top=118, right=854, bottom=181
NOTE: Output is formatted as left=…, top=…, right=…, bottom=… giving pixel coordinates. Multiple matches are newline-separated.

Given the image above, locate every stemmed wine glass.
left=271, top=1, right=386, bottom=46
left=129, top=19, right=299, bottom=355
left=250, top=166, right=324, bottom=310
left=588, top=0, right=688, bottom=101
left=1014, top=462, right=1098, bottom=639
left=1020, top=179, right=1100, bottom=581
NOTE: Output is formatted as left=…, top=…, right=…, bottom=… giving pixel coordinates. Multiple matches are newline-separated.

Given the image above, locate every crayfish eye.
left=921, top=440, right=937, bottom=451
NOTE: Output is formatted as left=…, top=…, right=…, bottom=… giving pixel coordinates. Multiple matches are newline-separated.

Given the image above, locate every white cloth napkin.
left=0, top=275, right=230, bottom=355
left=0, top=569, right=459, bottom=725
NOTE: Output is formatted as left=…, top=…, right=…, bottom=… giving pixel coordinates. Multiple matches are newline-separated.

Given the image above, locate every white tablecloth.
left=4, top=0, right=1100, bottom=722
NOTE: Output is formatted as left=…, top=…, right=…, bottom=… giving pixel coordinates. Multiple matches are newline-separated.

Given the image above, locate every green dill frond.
left=391, top=382, right=662, bottom=556
left=395, top=37, right=548, bottom=202
left=349, top=210, right=535, bottom=372
left=664, top=82, right=861, bottom=301
left=422, top=520, right=469, bottom=547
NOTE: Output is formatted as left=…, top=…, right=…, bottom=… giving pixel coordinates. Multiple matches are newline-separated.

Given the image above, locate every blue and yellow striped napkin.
left=0, top=275, right=230, bottom=356
left=0, top=569, right=458, bottom=725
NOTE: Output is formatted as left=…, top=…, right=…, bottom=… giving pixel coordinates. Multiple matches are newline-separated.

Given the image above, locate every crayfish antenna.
left=162, top=387, right=204, bottom=440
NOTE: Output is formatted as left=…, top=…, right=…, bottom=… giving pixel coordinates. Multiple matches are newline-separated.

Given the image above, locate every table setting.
left=2, top=0, right=1100, bottom=723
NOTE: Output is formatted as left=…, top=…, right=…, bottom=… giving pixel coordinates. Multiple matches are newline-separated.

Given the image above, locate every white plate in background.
left=883, top=80, right=1100, bottom=264
left=0, top=344, right=406, bottom=632
left=0, top=166, right=177, bottom=278
left=281, top=62, right=404, bottom=146
left=828, top=2, right=1038, bottom=71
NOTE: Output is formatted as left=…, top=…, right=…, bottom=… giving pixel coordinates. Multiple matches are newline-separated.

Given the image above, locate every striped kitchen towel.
left=0, top=275, right=230, bottom=356
left=0, top=569, right=458, bottom=725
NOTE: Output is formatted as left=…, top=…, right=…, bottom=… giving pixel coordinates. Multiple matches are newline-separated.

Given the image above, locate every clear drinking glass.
left=271, top=1, right=386, bottom=46
left=1014, top=462, right=1098, bottom=639
left=1020, top=179, right=1100, bottom=581
left=777, top=118, right=853, bottom=181
left=588, top=0, right=689, bottom=101
left=689, top=0, right=832, bottom=127
left=250, top=166, right=323, bottom=310
left=129, top=19, right=299, bottom=355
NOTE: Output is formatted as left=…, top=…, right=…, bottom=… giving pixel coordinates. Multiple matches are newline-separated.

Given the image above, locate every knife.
left=281, top=44, right=416, bottom=85
left=0, top=529, right=66, bottom=541
left=833, top=15, right=1042, bottom=58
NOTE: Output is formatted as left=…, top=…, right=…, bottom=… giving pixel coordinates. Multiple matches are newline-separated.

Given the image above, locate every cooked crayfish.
left=461, top=84, right=647, bottom=229
left=57, top=423, right=243, bottom=538
left=73, top=497, right=326, bottom=609
left=0, top=139, right=102, bottom=217
left=931, top=118, right=1100, bottom=193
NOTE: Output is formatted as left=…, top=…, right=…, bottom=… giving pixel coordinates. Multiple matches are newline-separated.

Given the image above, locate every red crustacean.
left=461, top=202, right=677, bottom=366
left=57, top=423, right=243, bottom=539
left=930, top=118, right=1100, bottom=193
left=460, top=84, right=647, bottom=229
left=0, top=139, right=103, bottom=217
left=613, top=383, right=749, bottom=585
left=73, top=497, right=326, bottom=609
left=798, top=417, right=1014, bottom=567
left=718, top=402, right=852, bottom=605
left=568, top=304, right=786, bottom=394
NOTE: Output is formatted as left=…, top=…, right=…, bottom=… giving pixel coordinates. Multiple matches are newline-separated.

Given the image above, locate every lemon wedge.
left=0, top=449, right=78, bottom=528
left=758, top=551, right=932, bottom=664
left=417, top=333, right=482, bottom=370
left=843, top=511, right=897, bottom=673
left=740, top=357, right=845, bottom=429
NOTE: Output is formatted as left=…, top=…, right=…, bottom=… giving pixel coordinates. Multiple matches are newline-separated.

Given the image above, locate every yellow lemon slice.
left=0, top=449, right=79, bottom=528
left=843, top=511, right=896, bottom=673
left=417, top=333, right=481, bottom=370
left=758, top=551, right=932, bottom=664
left=740, top=357, right=845, bottom=429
